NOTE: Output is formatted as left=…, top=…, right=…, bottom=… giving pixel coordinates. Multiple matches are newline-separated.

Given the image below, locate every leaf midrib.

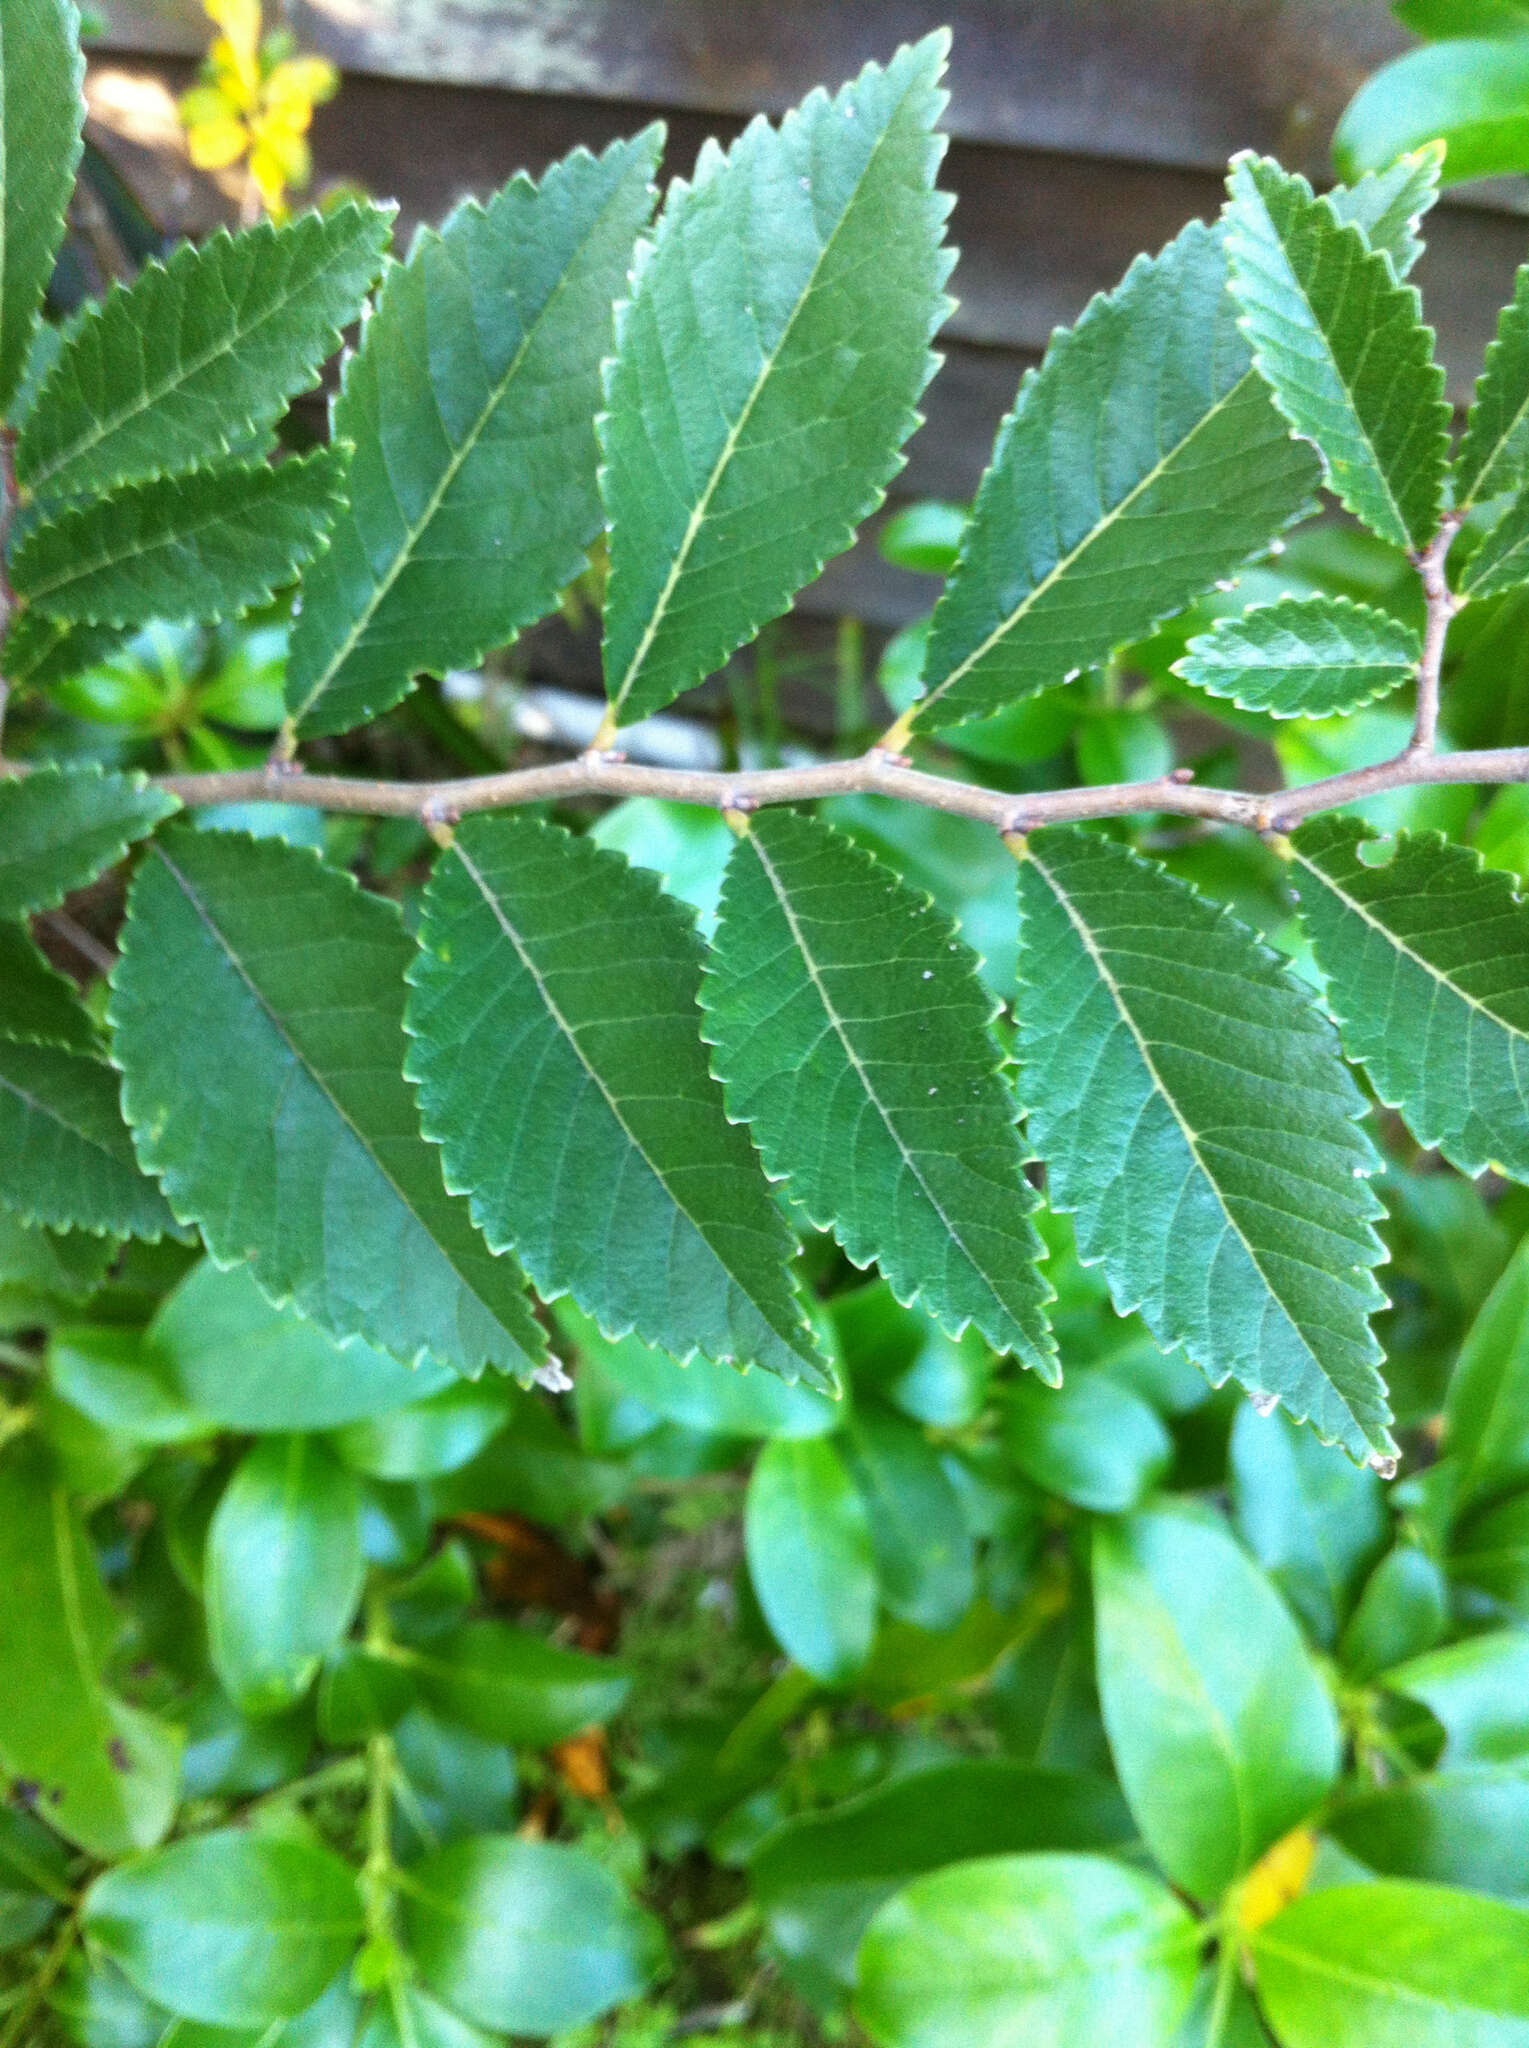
left=1253, top=1928, right=1506, bottom=2016
left=449, top=836, right=762, bottom=1310
left=916, top=362, right=1263, bottom=723
left=1027, top=844, right=1369, bottom=1443
left=1115, top=1563, right=1258, bottom=1882
left=24, top=216, right=364, bottom=494
left=1235, top=185, right=1414, bottom=546
left=607, top=67, right=920, bottom=720
left=744, top=828, right=1018, bottom=1336
left=1458, top=287, right=1529, bottom=503
left=148, top=844, right=508, bottom=1344
left=18, top=461, right=326, bottom=608
left=290, top=167, right=639, bottom=726
left=1293, top=843, right=1529, bottom=1043
left=0, top=1048, right=134, bottom=1170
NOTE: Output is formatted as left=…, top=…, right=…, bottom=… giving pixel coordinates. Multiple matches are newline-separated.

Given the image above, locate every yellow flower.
left=178, top=0, right=338, bottom=218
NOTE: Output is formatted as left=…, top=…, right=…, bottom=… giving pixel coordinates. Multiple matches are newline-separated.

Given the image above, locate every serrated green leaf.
left=10, top=450, right=346, bottom=626
left=600, top=34, right=953, bottom=731
left=0, top=1033, right=177, bottom=1238
left=0, top=611, right=121, bottom=696
left=702, top=810, right=1054, bottom=1374
left=0, top=1210, right=115, bottom=1305
left=1290, top=818, right=1529, bottom=1185
left=1327, top=145, right=1445, bottom=280
left=17, top=203, right=391, bottom=500
left=1224, top=153, right=1449, bottom=550
left=909, top=219, right=1318, bottom=733
left=1014, top=828, right=1393, bottom=1465
left=405, top=813, right=828, bottom=1388
left=1174, top=595, right=1419, bottom=717
left=1460, top=489, right=1529, bottom=597
left=0, top=1438, right=179, bottom=1858
left=1455, top=265, right=1529, bottom=507
left=0, top=0, right=84, bottom=415
left=0, top=764, right=176, bottom=919
left=284, top=132, right=661, bottom=740
left=108, top=827, right=547, bottom=1380
left=206, top=1437, right=365, bottom=1716
left=0, top=921, right=98, bottom=1049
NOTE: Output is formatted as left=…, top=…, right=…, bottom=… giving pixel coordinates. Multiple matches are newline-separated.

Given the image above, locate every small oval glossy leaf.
left=1230, top=1403, right=1388, bottom=1648
left=1252, top=1881, right=1529, bottom=2046
left=1006, top=1371, right=1170, bottom=1514
left=556, top=1299, right=838, bottom=1440
left=745, top=1436, right=878, bottom=1682
left=1329, top=1764, right=1529, bottom=1899
left=856, top=1852, right=1199, bottom=2048
left=1094, top=1504, right=1340, bottom=1902
left=841, top=1403, right=975, bottom=1631
left=399, top=1621, right=630, bottom=1749
left=84, top=1830, right=364, bottom=2026
left=1335, top=39, right=1529, bottom=185
left=403, top=1836, right=665, bottom=2035
left=751, top=1762, right=1132, bottom=1997
left=330, top=1380, right=512, bottom=1481
left=206, top=1437, right=365, bottom=1716
left=1339, top=1545, right=1449, bottom=1681
left=148, top=1262, right=456, bottom=1432
left=1384, top=1630, right=1529, bottom=1762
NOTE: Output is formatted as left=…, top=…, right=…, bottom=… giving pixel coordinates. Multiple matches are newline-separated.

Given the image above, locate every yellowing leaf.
left=1238, top=1828, right=1317, bottom=1931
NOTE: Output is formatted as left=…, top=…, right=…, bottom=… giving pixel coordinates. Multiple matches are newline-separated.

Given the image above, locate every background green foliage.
left=3, top=6, right=1529, bottom=2045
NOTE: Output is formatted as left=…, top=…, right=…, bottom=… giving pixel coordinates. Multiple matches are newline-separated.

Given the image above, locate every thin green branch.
left=0, top=1909, right=79, bottom=2048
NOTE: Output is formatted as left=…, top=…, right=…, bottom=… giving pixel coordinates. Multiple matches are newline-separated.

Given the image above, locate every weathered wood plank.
left=293, top=70, right=1516, bottom=402
left=99, top=0, right=1408, bottom=177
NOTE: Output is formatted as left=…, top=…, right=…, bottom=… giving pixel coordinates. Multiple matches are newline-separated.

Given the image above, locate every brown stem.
left=5, top=515, right=1505, bottom=843
left=1408, top=512, right=1464, bottom=757
left=139, top=740, right=1529, bottom=836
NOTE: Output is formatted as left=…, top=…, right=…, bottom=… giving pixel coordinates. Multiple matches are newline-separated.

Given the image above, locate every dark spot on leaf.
left=107, top=1739, right=131, bottom=1772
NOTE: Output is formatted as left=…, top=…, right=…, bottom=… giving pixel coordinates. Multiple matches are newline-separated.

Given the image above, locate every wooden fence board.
left=99, top=0, right=1408, bottom=177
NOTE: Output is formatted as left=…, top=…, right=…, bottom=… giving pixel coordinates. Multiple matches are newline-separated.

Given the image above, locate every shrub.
left=2, top=6, right=1529, bottom=2044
